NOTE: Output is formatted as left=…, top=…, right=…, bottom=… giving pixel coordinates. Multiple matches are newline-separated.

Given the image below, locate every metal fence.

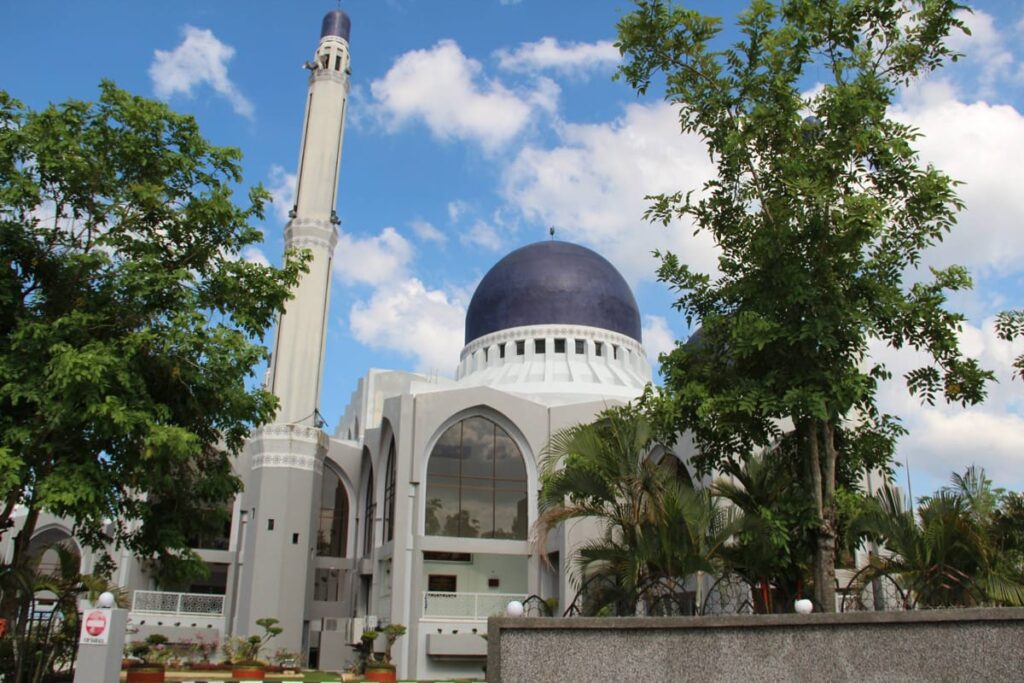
left=131, top=590, right=225, bottom=616
left=422, top=591, right=526, bottom=618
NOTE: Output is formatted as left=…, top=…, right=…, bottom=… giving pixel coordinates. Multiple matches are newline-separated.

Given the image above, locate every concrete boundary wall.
left=487, top=608, right=1024, bottom=682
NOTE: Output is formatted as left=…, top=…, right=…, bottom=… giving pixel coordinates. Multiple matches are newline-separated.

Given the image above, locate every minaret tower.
left=268, top=9, right=351, bottom=420
left=233, top=9, right=352, bottom=652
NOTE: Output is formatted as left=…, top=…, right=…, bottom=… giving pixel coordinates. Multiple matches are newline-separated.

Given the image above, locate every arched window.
left=362, top=469, right=375, bottom=556
left=29, top=528, right=80, bottom=576
left=426, top=416, right=528, bottom=539
left=656, top=451, right=694, bottom=489
left=382, top=440, right=396, bottom=542
left=317, top=467, right=349, bottom=557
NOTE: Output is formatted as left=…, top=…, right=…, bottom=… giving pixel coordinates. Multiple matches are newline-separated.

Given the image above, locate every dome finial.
left=549, top=226, right=556, bottom=240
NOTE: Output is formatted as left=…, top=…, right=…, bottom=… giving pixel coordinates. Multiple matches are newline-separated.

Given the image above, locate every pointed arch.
left=361, top=446, right=376, bottom=556
left=425, top=415, right=528, bottom=540
left=317, top=461, right=350, bottom=557
left=382, top=438, right=397, bottom=542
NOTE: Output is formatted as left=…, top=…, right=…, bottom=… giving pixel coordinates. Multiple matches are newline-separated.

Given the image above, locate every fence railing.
left=422, top=591, right=527, bottom=619
left=131, top=590, right=225, bottom=616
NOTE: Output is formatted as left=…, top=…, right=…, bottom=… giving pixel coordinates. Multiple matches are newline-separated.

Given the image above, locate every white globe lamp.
left=97, top=591, right=116, bottom=609
left=505, top=600, right=525, bottom=617
left=794, top=598, right=813, bottom=615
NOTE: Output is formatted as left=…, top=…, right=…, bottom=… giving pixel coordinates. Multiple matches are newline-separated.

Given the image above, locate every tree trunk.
left=816, top=421, right=839, bottom=612
left=1, top=506, right=40, bottom=624
left=802, top=417, right=838, bottom=612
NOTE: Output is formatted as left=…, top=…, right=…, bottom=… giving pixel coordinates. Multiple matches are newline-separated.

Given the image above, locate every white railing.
left=422, top=591, right=526, bottom=619
left=131, top=590, right=225, bottom=616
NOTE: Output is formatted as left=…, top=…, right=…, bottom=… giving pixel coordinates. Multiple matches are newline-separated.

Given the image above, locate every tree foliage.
left=0, top=82, right=307, bottom=589
left=995, top=309, right=1024, bottom=380
left=536, top=406, right=735, bottom=616
left=856, top=467, right=1024, bottom=607
left=617, top=0, right=989, bottom=610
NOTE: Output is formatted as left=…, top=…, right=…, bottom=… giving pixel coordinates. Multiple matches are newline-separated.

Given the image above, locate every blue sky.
left=2, top=0, right=1022, bottom=500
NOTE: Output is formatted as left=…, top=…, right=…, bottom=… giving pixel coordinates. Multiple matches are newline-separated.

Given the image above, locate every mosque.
left=1, top=8, right=663, bottom=680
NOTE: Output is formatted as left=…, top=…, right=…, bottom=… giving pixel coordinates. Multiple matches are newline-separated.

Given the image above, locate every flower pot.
left=231, top=664, right=266, bottom=681
left=363, top=662, right=397, bottom=682
left=125, top=665, right=165, bottom=683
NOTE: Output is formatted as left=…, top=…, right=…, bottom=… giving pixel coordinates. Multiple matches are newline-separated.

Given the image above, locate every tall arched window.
left=362, top=469, right=375, bottom=556
left=382, top=440, right=396, bottom=542
left=426, top=416, right=528, bottom=539
left=317, top=466, right=349, bottom=557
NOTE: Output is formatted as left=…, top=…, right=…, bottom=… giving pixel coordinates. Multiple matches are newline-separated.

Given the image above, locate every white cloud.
left=409, top=219, right=446, bottom=243
left=448, top=200, right=469, bottom=224
left=946, top=9, right=1019, bottom=98
left=871, top=318, right=1024, bottom=495
left=240, top=245, right=270, bottom=267
left=892, top=86, right=1024, bottom=276
left=333, top=227, right=413, bottom=286
left=529, top=76, right=561, bottom=114
left=496, top=37, right=620, bottom=75
left=349, top=277, right=466, bottom=374
left=641, top=315, right=676, bottom=367
left=369, top=40, right=536, bottom=151
left=150, top=25, right=254, bottom=118
left=460, top=220, right=503, bottom=251
left=503, top=101, right=719, bottom=283
left=266, top=165, right=297, bottom=223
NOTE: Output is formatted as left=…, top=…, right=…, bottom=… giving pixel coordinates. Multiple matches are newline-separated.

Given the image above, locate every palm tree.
left=712, top=451, right=816, bottom=613
left=857, top=470, right=1024, bottom=608
left=536, top=407, right=735, bottom=616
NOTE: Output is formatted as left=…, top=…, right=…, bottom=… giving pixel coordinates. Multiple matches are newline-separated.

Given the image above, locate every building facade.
left=1, top=10, right=658, bottom=680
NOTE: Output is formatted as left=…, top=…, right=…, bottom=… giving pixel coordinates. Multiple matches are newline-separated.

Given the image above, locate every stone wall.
left=487, top=608, right=1024, bottom=682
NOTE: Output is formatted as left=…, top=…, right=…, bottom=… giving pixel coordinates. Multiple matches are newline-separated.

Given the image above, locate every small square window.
left=267, top=519, right=275, bottom=531
left=488, top=577, right=500, bottom=588
left=612, top=345, right=618, bottom=360
left=516, top=340, right=525, bottom=356
left=535, top=339, right=546, bottom=354
left=595, top=342, right=603, bottom=357
left=575, top=339, right=586, bottom=354
left=499, top=343, right=506, bottom=359
left=554, top=338, right=566, bottom=353
left=429, top=575, right=457, bottom=592
left=292, top=533, right=300, bottom=545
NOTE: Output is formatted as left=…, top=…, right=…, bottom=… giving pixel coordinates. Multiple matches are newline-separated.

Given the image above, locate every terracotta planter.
left=125, top=665, right=165, bottom=683
left=231, top=664, right=266, bottom=681
left=363, top=663, right=397, bottom=682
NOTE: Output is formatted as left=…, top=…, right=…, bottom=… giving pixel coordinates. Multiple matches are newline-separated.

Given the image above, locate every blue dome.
left=465, top=241, right=642, bottom=345
left=320, top=10, right=351, bottom=41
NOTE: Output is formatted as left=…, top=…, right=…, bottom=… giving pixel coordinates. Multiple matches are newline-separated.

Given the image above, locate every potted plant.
left=362, top=624, right=407, bottom=683
left=124, top=634, right=170, bottom=683
left=222, top=617, right=283, bottom=681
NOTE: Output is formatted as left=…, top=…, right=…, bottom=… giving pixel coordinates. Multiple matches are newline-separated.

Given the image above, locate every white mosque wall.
left=456, top=324, right=651, bottom=401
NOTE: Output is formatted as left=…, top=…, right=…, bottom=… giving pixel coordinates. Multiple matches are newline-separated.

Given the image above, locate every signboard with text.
left=79, top=609, right=110, bottom=645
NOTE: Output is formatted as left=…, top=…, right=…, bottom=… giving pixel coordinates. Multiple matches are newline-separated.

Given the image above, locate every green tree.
left=857, top=469, right=1024, bottom=607
left=618, top=0, right=990, bottom=610
left=995, top=310, right=1023, bottom=380
left=536, top=407, right=734, bottom=615
left=712, top=449, right=816, bottom=612
left=0, top=83, right=307, bottom=598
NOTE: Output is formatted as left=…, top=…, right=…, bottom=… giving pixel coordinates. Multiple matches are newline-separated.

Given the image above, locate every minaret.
left=268, top=9, right=351, bottom=422
left=233, top=9, right=351, bottom=653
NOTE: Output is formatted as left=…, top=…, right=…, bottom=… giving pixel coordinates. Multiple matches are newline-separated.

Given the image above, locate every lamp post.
left=505, top=600, right=525, bottom=618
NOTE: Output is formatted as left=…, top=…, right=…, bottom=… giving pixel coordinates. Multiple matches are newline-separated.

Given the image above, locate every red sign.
left=80, top=610, right=111, bottom=645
